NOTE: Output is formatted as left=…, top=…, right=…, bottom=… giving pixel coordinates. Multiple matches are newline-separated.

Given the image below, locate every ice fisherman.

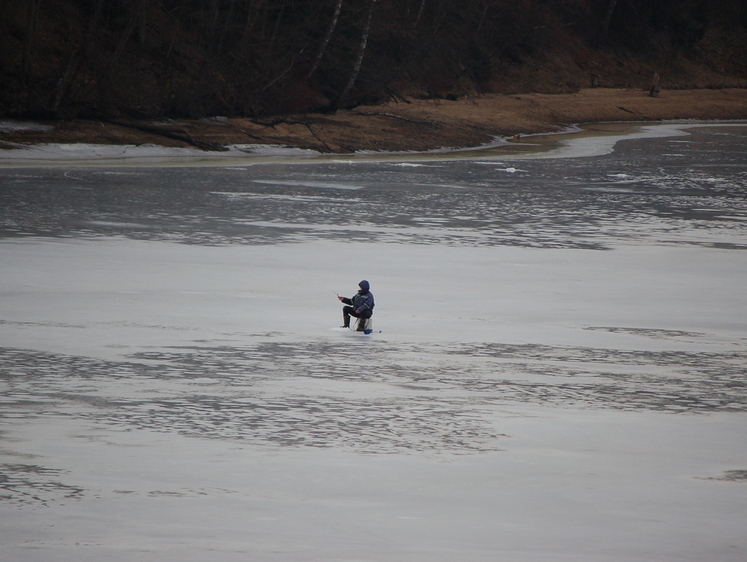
left=338, top=280, right=375, bottom=330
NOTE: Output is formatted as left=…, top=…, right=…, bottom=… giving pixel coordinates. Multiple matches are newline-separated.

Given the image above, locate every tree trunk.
left=308, top=0, right=344, bottom=78
left=136, top=0, right=148, bottom=45
left=22, top=0, right=44, bottom=84
left=103, top=14, right=137, bottom=78
left=601, top=0, right=618, bottom=37
left=334, top=0, right=377, bottom=111
left=53, top=52, right=79, bottom=114
left=649, top=72, right=661, bottom=97
left=241, top=1, right=262, bottom=49
left=413, top=0, right=426, bottom=29
left=85, top=0, right=105, bottom=51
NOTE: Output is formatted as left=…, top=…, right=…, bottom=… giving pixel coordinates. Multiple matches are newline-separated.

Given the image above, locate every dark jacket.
left=342, top=280, right=375, bottom=316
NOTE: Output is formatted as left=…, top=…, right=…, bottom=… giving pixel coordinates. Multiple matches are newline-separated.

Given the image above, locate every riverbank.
left=2, top=88, right=746, bottom=154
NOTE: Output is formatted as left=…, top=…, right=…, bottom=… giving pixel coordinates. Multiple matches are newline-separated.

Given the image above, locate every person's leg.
left=342, top=306, right=357, bottom=328
left=355, top=311, right=372, bottom=331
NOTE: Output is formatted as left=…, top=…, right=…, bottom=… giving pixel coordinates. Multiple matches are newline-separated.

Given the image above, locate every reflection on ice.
left=1, top=337, right=744, bottom=458
left=251, top=179, right=364, bottom=190
left=1, top=124, right=745, bottom=251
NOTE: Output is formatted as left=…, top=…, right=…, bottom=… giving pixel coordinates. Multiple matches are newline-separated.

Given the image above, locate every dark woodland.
left=2, top=0, right=746, bottom=120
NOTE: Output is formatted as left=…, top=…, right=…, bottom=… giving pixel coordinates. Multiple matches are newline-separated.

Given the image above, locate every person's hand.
left=355, top=309, right=360, bottom=314
left=337, top=296, right=344, bottom=301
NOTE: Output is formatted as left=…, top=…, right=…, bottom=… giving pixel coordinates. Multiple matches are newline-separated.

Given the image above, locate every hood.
left=358, top=280, right=370, bottom=292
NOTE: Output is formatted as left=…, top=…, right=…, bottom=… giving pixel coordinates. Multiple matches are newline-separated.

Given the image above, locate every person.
left=338, top=280, right=375, bottom=330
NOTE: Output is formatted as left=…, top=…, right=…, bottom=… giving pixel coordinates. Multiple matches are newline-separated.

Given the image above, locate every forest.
left=2, top=0, right=746, bottom=120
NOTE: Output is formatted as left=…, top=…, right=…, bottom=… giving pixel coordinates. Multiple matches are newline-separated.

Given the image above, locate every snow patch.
left=0, top=120, right=54, bottom=133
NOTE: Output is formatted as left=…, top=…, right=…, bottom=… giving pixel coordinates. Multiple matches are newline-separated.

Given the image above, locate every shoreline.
left=1, top=88, right=746, bottom=157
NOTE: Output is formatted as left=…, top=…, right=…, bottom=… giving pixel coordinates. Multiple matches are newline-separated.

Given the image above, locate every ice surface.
left=0, top=142, right=321, bottom=167
left=1, top=123, right=746, bottom=561
left=1, top=120, right=746, bottom=167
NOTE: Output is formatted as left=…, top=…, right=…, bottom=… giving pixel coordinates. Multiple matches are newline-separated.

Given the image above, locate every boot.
left=342, top=314, right=350, bottom=329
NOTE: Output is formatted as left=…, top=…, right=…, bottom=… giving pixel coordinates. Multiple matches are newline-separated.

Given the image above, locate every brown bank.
left=2, top=88, right=747, bottom=154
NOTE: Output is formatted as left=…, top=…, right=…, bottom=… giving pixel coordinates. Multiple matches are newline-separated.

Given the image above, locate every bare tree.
left=241, top=0, right=260, bottom=47
left=21, top=0, right=44, bottom=84
left=601, top=0, right=618, bottom=38
left=308, top=0, right=344, bottom=78
left=85, top=0, right=105, bottom=50
left=334, top=0, right=377, bottom=110
left=412, top=0, right=426, bottom=29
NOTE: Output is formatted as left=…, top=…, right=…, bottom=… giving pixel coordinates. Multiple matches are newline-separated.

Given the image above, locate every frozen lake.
left=1, top=122, right=746, bottom=561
